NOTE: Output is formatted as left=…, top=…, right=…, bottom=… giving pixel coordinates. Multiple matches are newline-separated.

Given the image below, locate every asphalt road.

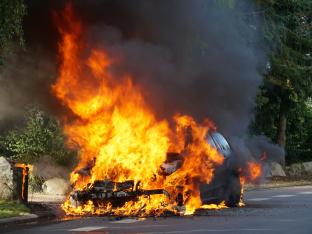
left=3, top=185, right=312, bottom=234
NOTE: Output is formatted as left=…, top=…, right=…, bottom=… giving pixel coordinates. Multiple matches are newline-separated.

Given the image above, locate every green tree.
left=253, top=0, right=312, bottom=163
left=286, top=99, right=312, bottom=164
left=0, top=109, right=76, bottom=166
left=0, top=0, right=26, bottom=61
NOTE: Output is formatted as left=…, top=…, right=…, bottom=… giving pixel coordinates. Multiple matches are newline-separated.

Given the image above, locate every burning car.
left=68, top=129, right=241, bottom=214
left=55, top=5, right=261, bottom=216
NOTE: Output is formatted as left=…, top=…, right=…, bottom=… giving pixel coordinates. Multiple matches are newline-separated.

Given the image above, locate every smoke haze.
left=0, top=0, right=284, bottom=163
left=74, top=0, right=263, bottom=137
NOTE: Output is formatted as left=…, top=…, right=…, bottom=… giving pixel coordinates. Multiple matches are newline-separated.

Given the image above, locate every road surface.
left=2, top=185, right=312, bottom=234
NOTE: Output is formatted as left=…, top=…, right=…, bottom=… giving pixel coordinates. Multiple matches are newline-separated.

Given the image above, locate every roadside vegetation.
left=252, top=0, right=312, bottom=164
left=0, top=0, right=26, bottom=64
left=0, top=108, right=76, bottom=166
left=0, top=200, right=29, bottom=218
left=0, top=109, right=76, bottom=191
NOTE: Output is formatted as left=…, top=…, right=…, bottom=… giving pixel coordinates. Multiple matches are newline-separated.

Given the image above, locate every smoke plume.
left=72, top=0, right=263, bottom=137
left=0, top=0, right=284, bottom=167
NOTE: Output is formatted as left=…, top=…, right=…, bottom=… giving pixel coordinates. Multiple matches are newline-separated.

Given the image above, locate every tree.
left=0, top=0, right=26, bottom=61
left=253, top=0, right=312, bottom=163
left=0, top=109, right=76, bottom=166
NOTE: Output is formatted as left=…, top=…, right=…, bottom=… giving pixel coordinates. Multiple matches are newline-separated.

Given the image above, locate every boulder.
left=42, top=177, right=70, bottom=195
left=0, top=157, right=13, bottom=199
left=269, top=162, right=286, bottom=177
left=302, top=161, right=312, bottom=175
left=264, top=162, right=286, bottom=177
left=286, top=163, right=304, bottom=177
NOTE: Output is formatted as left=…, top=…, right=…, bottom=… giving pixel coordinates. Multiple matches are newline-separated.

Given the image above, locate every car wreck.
left=68, top=130, right=242, bottom=214
left=69, top=179, right=170, bottom=208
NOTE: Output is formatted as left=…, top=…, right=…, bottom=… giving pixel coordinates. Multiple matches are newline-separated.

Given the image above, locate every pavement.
left=1, top=185, right=312, bottom=234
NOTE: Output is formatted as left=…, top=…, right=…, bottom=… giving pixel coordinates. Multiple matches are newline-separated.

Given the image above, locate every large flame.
left=53, top=4, right=260, bottom=216
left=53, top=5, right=171, bottom=193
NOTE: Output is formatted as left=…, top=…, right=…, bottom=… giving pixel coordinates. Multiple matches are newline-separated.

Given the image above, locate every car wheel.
left=225, top=173, right=241, bottom=207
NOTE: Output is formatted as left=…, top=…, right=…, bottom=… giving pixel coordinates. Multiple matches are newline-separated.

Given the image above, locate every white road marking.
left=271, top=194, right=296, bottom=198
left=141, top=228, right=275, bottom=233
left=247, top=198, right=271, bottom=201
left=69, top=226, right=106, bottom=232
left=108, top=225, right=169, bottom=229
left=298, top=191, right=312, bottom=195
left=276, top=219, right=296, bottom=222
left=111, top=218, right=142, bottom=224
left=241, top=229, right=275, bottom=231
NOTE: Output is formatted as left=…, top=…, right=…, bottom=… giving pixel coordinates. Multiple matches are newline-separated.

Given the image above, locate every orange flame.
left=14, top=163, right=31, bottom=200
left=238, top=161, right=262, bottom=206
left=239, top=161, right=262, bottom=185
left=54, top=4, right=225, bottom=216
left=247, top=162, right=262, bottom=181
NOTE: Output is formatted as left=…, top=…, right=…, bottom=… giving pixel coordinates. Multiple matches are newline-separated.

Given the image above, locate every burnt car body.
left=69, top=180, right=170, bottom=208
left=162, top=131, right=241, bottom=207
left=202, top=131, right=241, bottom=206
left=69, top=131, right=241, bottom=209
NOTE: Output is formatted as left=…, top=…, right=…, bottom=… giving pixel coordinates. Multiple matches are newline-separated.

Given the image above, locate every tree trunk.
left=276, top=107, right=287, bottom=148
left=276, top=102, right=287, bottom=165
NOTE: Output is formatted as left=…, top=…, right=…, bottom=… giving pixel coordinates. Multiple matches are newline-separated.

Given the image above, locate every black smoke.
left=0, top=0, right=284, bottom=164
left=73, top=0, right=263, bottom=137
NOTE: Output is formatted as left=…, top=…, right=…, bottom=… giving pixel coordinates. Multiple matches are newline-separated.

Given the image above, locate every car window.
left=206, top=134, right=217, bottom=149
left=208, top=132, right=231, bottom=157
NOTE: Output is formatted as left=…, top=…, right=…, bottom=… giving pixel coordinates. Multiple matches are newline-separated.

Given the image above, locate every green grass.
left=0, top=200, right=30, bottom=219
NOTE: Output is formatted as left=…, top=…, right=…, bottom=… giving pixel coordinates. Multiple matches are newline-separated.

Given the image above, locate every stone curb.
left=245, top=181, right=312, bottom=191
left=0, top=213, right=39, bottom=226
left=0, top=208, right=56, bottom=227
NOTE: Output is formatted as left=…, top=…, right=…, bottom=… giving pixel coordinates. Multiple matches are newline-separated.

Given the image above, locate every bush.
left=0, top=108, right=76, bottom=166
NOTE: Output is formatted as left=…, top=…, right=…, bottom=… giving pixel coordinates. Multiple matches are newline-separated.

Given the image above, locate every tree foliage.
left=0, top=0, right=26, bottom=60
left=252, top=0, right=312, bottom=163
left=0, top=109, right=76, bottom=166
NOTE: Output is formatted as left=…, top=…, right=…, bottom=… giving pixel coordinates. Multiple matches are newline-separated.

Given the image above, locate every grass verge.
left=0, top=200, right=30, bottom=219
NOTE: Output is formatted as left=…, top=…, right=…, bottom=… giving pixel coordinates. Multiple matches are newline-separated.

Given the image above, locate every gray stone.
left=42, top=177, right=70, bottom=195
left=269, top=162, right=286, bottom=177
left=286, top=163, right=304, bottom=177
left=264, top=162, right=286, bottom=177
left=302, top=161, right=312, bottom=175
left=0, top=157, right=13, bottom=199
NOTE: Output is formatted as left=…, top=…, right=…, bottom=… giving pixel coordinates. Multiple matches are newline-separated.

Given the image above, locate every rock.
left=264, top=162, right=286, bottom=177
left=286, top=163, right=304, bottom=177
left=0, top=157, right=13, bottom=199
left=270, top=162, right=286, bottom=177
left=302, top=161, right=312, bottom=175
left=42, top=177, right=70, bottom=195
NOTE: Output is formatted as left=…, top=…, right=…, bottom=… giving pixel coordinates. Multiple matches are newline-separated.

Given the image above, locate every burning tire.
left=224, top=173, right=241, bottom=207
left=199, top=169, right=242, bottom=207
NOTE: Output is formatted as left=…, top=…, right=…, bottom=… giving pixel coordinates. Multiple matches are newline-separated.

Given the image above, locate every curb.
left=245, top=181, right=312, bottom=191
left=0, top=213, right=39, bottom=226
left=0, top=209, right=56, bottom=227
